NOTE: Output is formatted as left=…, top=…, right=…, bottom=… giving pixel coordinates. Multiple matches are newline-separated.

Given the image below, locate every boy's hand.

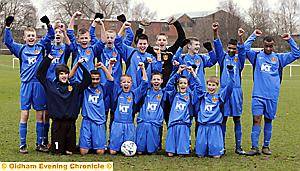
left=48, top=54, right=54, bottom=60
left=146, top=57, right=153, bottom=63
left=78, top=58, right=86, bottom=64
left=281, top=33, right=291, bottom=41
left=94, top=18, right=103, bottom=25
left=178, top=65, right=186, bottom=73
left=238, top=28, right=245, bottom=37
left=227, top=64, right=234, bottom=71
left=173, top=60, right=180, bottom=66
left=153, top=46, right=161, bottom=54
left=109, top=58, right=117, bottom=65
left=167, top=16, right=176, bottom=25
left=117, top=14, right=126, bottom=23
left=95, top=62, right=104, bottom=69
left=40, top=15, right=50, bottom=25
left=254, top=29, right=262, bottom=37
left=180, top=38, right=190, bottom=48
left=73, top=11, right=82, bottom=18
left=212, top=22, right=219, bottom=32
left=138, top=62, right=145, bottom=69
left=203, top=42, right=213, bottom=51
left=123, top=21, right=131, bottom=28
left=5, top=16, right=14, bottom=27
left=94, top=12, right=104, bottom=20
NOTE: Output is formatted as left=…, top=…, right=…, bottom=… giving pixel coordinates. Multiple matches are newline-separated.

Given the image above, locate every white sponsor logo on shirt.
left=28, top=57, right=37, bottom=65
left=119, top=104, right=130, bottom=113
left=175, top=102, right=186, bottom=111
left=204, top=104, right=215, bottom=112
left=261, top=63, right=271, bottom=72
left=147, top=102, right=158, bottom=111
left=88, top=95, right=99, bottom=104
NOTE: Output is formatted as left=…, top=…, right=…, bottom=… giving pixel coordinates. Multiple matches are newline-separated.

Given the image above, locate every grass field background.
left=0, top=55, right=300, bottom=170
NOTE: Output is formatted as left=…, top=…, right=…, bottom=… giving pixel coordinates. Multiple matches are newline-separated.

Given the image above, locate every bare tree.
left=248, top=0, right=272, bottom=34
left=0, top=0, right=37, bottom=37
left=217, top=0, right=240, bottom=17
left=130, top=1, right=157, bottom=21
left=277, top=0, right=299, bottom=34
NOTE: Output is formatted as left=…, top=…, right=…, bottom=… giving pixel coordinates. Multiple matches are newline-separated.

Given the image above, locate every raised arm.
left=133, top=63, right=149, bottom=103
left=202, top=42, right=217, bottom=67
left=167, top=16, right=186, bottom=54
left=38, top=15, right=55, bottom=47
left=123, top=27, right=134, bottom=46
left=244, top=29, right=262, bottom=65
left=188, top=67, right=204, bottom=104
left=37, top=55, right=52, bottom=86
left=69, top=58, right=85, bottom=78
left=3, top=16, right=22, bottom=57
left=278, top=33, right=300, bottom=67
left=212, top=22, right=226, bottom=64
left=237, top=28, right=246, bottom=68
left=219, top=65, right=235, bottom=103
left=78, top=63, right=92, bottom=92
left=95, top=62, right=114, bottom=81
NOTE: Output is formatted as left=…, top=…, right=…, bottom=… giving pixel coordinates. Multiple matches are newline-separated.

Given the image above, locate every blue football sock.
left=43, top=122, right=50, bottom=144
left=251, top=125, right=261, bottom=148
left=234, top=120, right=242, bottom=148
left=36, top=122, right=44, bottom=145
left=263, top=121, right=272, bottom=147
left=19, top=123, right=27, bottom=147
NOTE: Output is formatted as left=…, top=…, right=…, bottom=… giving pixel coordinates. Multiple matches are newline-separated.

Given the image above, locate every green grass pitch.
left=0, top=55, right=300, bottom=170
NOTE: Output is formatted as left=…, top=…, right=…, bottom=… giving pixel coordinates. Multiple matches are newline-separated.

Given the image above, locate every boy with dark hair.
left=3, top=15, right=54, bottom=153
left=164, top=65, right=201, bottom=157
left=79, top=62, right=113, bottom=155
left=109, top=62, right=149, bottom=155
left=114, top=22, right=162, bottom=89
left=193, top=65, right=235, bottom=158
left=244, top=29, right=300, bottom=155
left=135, top=16, right=186, bottom=88
left=212, top=22, right=246, bottom=155
left=67, top=11, right=106, bottom=83
left=37, top=56, right=91, bottom=155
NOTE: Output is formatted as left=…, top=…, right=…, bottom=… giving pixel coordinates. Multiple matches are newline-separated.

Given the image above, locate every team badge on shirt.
left=127, top=96, right=132, bottom=102
left=184, top=95, right=189, bottom=101
left=195, top=59, right=200, bottom=65
left=156, top=94, right=162, bottom=100
left=271, top=57, right=277, bottom=62
left=234, top=57, right=239, bottom=62
left=95, top=89, right=101, bottom=94
left=59, top=49, right=64, bottom=54
left=68, top=85, right=73, bottom=92
left=112, top=51, right=117, bottom=57
left=34, top=50, right=40, bottom=54
left=212, top=97, right=219, bottom=103
left=86, top=49, right=91, bottom=55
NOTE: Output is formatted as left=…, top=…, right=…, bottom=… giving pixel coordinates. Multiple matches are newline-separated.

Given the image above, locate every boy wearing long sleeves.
left=244, top=30, right=300, bottom=155
left=212, top=22, right=246, bottom=155
left=3, top=15, right=54, bottom=153
left=194, top=65, right=235, bottom=158
left=37, top=56, right=91, bottom=155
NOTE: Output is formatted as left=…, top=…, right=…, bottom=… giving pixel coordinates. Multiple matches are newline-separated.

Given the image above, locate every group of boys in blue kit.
left=3, top=9, right=300, bottom=158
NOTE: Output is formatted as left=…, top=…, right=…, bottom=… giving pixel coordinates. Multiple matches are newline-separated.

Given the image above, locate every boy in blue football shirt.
left=244, top=29, right=300, bottom=155
left=79, top=62, right=113, bottom=155
left=67, top=11, right=106, bottom=83
left=212, top=22, right=246, bottom=155
left=3, top=15, right=54, bottom=153
left=193, top=65, right=234, bottom=158
left=164, top=65, right=201, bottom=157
left=114, top=22, right=162, bottom=89
left=109, top=62, right=148, bottom=155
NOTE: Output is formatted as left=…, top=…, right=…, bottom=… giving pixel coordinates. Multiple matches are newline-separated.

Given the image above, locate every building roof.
left=163, top=9, right=221, bottom=20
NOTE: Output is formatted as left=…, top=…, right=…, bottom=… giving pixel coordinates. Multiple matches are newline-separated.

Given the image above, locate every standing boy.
left=3, top=15, right=54, bottom=153
left=212, top=22, right=246, bottom=155
left=244, top=30, right=300, bottom=155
